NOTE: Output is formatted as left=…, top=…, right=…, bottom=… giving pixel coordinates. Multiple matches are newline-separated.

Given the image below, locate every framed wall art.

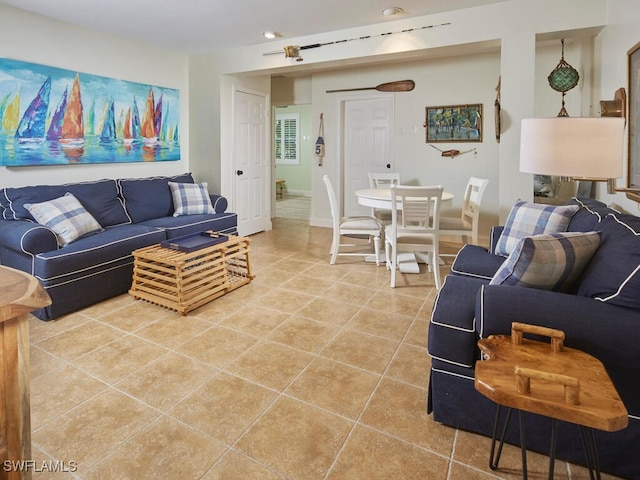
left=628, top=41, right=640, bottom=189
left=425, top=104, right=482, bottom=143
left=0, top=58, right=181, bottom=167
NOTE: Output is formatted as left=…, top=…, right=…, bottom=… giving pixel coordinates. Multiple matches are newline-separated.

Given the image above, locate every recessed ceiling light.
left=263, top=31, right=278, bottom=39
left=382, top=7, right=403, bottom=16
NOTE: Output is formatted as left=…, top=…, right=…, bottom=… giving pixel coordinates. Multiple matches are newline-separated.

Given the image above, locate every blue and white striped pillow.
left=494, top=201, right=579, bottom=256
left=490, top=231, right=601, bottom=292
left=168, top=181, right=215, bottom=216
left=24, top=192, right=102, bottom=246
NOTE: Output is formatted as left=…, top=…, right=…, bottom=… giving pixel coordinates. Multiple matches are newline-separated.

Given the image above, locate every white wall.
left=0, top=5, right=189, bottom=188
left=208, top=0, right=612, bottom=231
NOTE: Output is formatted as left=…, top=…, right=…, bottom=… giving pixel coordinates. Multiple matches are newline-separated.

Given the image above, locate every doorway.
left=273, top=104, right=312, bottom=221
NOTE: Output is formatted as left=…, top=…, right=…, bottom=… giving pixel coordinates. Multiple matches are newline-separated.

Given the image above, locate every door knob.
left=386, top=164, right=391, bottom=169
left=236, top=170, right=243, bottom=176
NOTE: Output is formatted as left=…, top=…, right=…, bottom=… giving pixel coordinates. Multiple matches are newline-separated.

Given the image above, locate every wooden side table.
left=0, top=266, right=51, bottom=480
left=475, top=322, right=628, bottom=480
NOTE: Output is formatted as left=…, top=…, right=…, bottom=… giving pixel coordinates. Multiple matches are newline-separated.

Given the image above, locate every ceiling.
left=0, top=0, right=505, bottom=55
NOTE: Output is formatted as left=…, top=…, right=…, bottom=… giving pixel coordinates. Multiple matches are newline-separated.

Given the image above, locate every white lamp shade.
left=520, top=117, right=625, bottom=179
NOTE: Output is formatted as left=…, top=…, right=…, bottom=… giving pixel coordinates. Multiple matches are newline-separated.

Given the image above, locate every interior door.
left=234, top=89, right=268, bottom=236
left=343, top=96, right=393, bottom=216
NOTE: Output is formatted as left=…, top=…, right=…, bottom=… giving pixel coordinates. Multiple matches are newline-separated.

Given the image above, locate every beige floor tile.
left=32, top=388, right=159, bottom=476
left=34, top=320, right=125, bottom=361
left=84, top=416, right=226, bottom=480
left=347, top=307, right=413, bottom=342
left=296, top=297, right=361, bottom=326
left=268, top=315, right=340, bottom=353
left=31, top=445, right=77, bottom=479
left=30, top=344, right=65, bottom=379
left=225, top=340, right=313, bottom=391
left=271, top=257, right=316, bottom=275
left=286, top=357, right=380, bottom=419
left=176, top=325, right=258, bottom=367
left=302, top=263, right=349, bottom=282
left=96, top=300, right=174, bottom=332
left=202, top=450, right=287, bottom=479
left=30, top=363, right=107, bottom=430
left=134, top=314, right=213, bottom=349
left=365, top=289, right=426, bottom=317
left=115, top=351, right=215, bottom=411
left=453, top=430, right=570, bottom=479
left=360, top=377, right=454, bottom=456
left=72, top=333, right=168, bottom=384
left=219, top=304, right=291, bottom=337
left=235, top=396, right=353, bottom=480
left=327, top=425, right=450, bottom=480
left=256, top=288, right=316, bottom=314
left=76, top=293, right=137, bottom=318
left=320, top=329, right=398, bottom=374
left=279, top=273, right=336, bottom=296
left=385, top=342, right=431, bottom=389
left=168, top=371, right=277, bottom=444
left=322, top=282, right=377, bottom=306
left=404, top=318, right=429, bottom=348
left=29, top=312, right=90, bottom=344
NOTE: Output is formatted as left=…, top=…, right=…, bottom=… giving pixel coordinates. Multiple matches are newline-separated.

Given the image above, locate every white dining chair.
left=323, top=175, right=383, bottom=265
left=367, top=172, right=401, bottom=224
left=439, top=177, right=489, bottom=246
left=385, top=184, right=444, bottom=289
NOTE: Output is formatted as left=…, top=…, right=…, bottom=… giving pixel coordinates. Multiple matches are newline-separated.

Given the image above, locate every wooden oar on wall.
left=326, top=80, right=415, bottom=93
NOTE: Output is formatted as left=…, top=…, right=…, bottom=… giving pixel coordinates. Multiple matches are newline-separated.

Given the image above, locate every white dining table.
left=355, top=188, right=455, bottom=274
left=355, top=188, right=454, bottom=209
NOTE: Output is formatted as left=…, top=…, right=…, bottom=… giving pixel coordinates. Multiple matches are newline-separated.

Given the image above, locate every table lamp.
left=519, top=117, right=626, bottom=194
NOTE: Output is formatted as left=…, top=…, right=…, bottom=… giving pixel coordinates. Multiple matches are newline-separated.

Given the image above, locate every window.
left=275, top=113, right=300, bottom=165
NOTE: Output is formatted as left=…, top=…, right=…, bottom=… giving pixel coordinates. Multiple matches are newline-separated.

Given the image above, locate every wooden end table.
left=475, top=322, right=628, bottom=480
left=0, top=266, right=51, bottom=480
left=129, top=234, right=254, bottom=315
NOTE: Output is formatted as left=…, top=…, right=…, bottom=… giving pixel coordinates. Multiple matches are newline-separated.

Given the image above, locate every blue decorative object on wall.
left=0, top=58, right=180, bottom=166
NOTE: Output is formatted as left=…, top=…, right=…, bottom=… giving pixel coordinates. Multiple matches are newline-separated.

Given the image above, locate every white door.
left=343, top=96, right=393, bottom=216
left=234, top=89, right=268, bottom=236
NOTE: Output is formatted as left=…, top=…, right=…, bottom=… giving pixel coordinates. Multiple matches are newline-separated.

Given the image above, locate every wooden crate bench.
left=129, top=234, right=254, bottom=315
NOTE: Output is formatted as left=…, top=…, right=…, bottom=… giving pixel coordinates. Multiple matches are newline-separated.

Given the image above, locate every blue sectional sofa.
left=0, top=173, right=237, bottom=320
left=428, top=197, right=640, bottom=480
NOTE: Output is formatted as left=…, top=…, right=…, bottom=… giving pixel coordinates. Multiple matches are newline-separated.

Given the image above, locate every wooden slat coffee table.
left=129, top=234, right=254, bottom=315
left=475, top=322, right=628, bottom=480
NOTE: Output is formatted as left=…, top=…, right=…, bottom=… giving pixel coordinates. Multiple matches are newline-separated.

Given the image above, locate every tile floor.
left=28, top=218, right=621, bottom=479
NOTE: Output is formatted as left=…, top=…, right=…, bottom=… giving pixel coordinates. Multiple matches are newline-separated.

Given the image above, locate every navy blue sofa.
left=428, top=197, right=640, bottom=479
left=0, top=173, right=237, bottom=320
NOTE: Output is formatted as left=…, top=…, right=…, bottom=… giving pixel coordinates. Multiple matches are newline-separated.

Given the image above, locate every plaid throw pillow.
left=494, top=201, right=579, bottom=256
left=24, top=192, right=102, bottom=246
left=490, top=232, right=601, bottom=292
left=168, top=181, right=215, bottom=216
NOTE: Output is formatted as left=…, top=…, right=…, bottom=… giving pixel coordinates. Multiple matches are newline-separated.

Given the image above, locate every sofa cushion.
left=24, top=193, right=103, bottom=246
left=576, top=213, right=640, bottom=309
left=168, top=181, right=216, bottom=216
left=1, top=179, right=129, bottom=227
left=138, top=212, right=238, bottom=239
left=495, top=201, right=579, bottom=256
left=118, top=173, right=194, bottom=223
left=451, top=244, right=506, bottom=280
left=566, top=197, right=616, bottom=232
left=490, top=232, right=601, bottom=293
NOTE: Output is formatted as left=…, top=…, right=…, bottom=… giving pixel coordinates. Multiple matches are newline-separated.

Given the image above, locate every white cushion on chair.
left=439, top=216, right=471, bottom=230
left=341, top=217, right=381, bottom=229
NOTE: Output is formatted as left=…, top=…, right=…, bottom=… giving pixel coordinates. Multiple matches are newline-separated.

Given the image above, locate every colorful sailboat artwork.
left=0, top=58, right=181, bottom=166
left=15, top=75, right=51, bottom=144
left=59, top=73, right=84, bottom=147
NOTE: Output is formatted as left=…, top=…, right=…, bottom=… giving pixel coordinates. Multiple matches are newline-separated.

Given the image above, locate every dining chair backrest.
left=389, top=184, right=444, bottom=232
left=322, top=175, right=340, bottom=230
left=368, top=172, right=401, bottom=189
left=461, top=177, right=489, bottom=225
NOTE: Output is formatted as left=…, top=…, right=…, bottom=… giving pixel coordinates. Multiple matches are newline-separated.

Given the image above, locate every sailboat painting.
left=0, top=58, right=180, bottom=166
